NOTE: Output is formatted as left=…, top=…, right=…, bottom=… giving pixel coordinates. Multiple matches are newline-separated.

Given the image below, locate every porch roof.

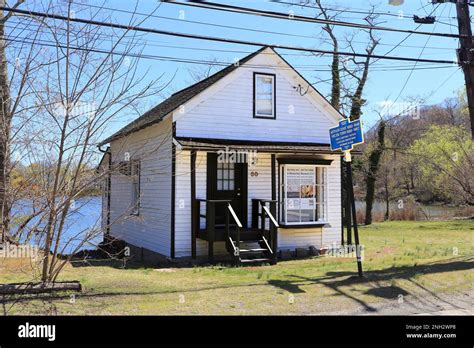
left=175, top=137, right=354, bottom=154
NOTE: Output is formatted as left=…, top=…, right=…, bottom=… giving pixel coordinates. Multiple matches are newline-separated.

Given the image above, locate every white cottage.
left=98, top=46, right=344, bottom=265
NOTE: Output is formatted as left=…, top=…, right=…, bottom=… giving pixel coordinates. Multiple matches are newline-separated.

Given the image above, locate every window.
left=131, top=160, right=140, bottom=215
left=254, top=73, right=275, bottom=118
left=280, top=165, right=328, bottom=225
left=217, top=161, right=234, bottom=191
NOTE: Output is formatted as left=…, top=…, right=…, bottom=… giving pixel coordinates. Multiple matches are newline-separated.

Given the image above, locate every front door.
left=207, top=153, right=247, bottom=227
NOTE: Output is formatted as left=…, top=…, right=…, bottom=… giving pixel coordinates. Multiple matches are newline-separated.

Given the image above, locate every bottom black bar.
left=0, top=315, right=472, bottom=346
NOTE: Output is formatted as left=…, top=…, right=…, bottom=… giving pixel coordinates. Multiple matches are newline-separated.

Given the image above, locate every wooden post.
left=252, top=199, right=258, bottom=229
left=170, top=139, right=176, bottom=259
left=345, top=169, right=352, bottom=246
left=270, top=200, right=278, bottom=262
left=207, top=201, right=215, bottom=263
left=345, top=151, right=363, bottom=277
left=260, top=202, right=265, bottom=232
left=190, top=150, right=196, bottom=259
left=225, top=206, right=230, bottom=252
left=340, top=157, right=345, bottom=246
left=271, top=154, right=276, bottom=200
left=236, top=225, right=240, bottom=253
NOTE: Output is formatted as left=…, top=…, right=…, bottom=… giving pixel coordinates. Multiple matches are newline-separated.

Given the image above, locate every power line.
left=271, top=0, right=456, bottom=21
left=0, top=6, right=458, bottom=65
left=390, top=4, right=445, bottom=107
left=5, top=36, right=456, bottom=73
left=77, top=2, right=454, bottom=52
left=5, top=19, right=456, bottom=63
left=371, top=4, right=440, bottom=66
left=166, top=0, right=466, bottom=39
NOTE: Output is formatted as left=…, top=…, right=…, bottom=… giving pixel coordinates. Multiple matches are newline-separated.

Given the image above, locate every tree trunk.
left=0, top=1, right=12, bottom=244
left=364, top=121, right=385, bottom=225
left=330, top=49, right=340, bottom=110
left=349, top=57, right=371, bottom=120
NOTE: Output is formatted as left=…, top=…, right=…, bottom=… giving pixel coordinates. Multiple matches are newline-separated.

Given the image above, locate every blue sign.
left=329, top=119, right=364, bottom=152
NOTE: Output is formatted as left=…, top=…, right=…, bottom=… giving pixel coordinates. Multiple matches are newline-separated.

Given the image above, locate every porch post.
left=271, top=154, right=276, bottom=201
left=190, top=150, right=197, bottom=259
left=271, top=154, right=277, bottom=256
left=207, top=201, right=215, bottom=263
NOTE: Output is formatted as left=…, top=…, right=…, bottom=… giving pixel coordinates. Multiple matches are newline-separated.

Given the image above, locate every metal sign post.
left=330, top=119, right=364, bottom=278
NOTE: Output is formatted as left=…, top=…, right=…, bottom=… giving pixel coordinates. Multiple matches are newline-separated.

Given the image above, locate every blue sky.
left=34, top=0, right=466, bottom=134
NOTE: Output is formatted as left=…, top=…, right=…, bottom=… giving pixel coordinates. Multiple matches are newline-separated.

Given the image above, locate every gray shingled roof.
left=99, top=46, right=269, bottom=145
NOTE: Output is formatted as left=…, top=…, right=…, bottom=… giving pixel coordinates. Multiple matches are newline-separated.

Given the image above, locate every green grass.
left=1, top=220, right=473, bottom=315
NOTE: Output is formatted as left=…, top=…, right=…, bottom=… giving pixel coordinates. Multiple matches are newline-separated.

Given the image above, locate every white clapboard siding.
left=321, top=157, right=342, bottom=247
left=279, top=228, right=323, bottom=249
left=174, top=51, right=340, bottom=144
left=98, top=154, right=109, bottom=232
left=109, top=117, right=173, bottom=257
left=247, top=153, right=272, bottom=226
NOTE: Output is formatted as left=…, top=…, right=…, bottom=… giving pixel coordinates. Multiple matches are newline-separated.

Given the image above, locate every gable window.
left=254, top=73, right=275, bottom=118
left=280, top=164, right=328, bottom=225
left=131, top=160, right=141, bottom=215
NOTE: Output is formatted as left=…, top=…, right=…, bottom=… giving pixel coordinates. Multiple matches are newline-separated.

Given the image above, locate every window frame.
left=253, top=72, right=276, bottom=119
left=279, top=164, right=329, bottom=226
left=130, top=160, right=141, bottom=216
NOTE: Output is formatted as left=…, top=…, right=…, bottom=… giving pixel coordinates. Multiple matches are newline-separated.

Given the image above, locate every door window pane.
left=217, top=161, right=235, bottom=191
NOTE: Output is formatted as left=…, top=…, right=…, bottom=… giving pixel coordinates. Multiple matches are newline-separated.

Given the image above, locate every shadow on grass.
left=1, top=257, right=472, bottom=314
left=364, top=286, right=409, bottom=300
left=268, top=257, right=474, bottom=313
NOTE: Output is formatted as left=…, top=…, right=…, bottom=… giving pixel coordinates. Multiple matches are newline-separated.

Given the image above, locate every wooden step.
left=240, top=258, right=271, bottom=264
left=238, top=248, right=267, bottom=253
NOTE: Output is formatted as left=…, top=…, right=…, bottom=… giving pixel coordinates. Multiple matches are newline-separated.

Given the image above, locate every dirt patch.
left=153, top=268, right=176, bottom=273
left=376, top=246, right=397, bottom=256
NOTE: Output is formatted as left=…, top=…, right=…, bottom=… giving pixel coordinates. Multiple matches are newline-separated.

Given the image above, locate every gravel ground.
left=325, top=287, right=474, bottom=315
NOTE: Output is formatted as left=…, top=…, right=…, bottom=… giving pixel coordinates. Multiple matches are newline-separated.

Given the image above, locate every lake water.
left=12, top=196, right=102, bottom=255
left=355, top=200, right=473, bottom=220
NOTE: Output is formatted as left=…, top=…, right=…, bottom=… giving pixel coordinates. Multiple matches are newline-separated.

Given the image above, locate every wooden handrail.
left=255, top=199, right=277, bottom=203
left=256, top=199, right=279, bottom=264
left=227, top=203, right=242, bottom=228
left=226, top=203, right=242, bottom=264
left=262, top=205, right=279, bottom=228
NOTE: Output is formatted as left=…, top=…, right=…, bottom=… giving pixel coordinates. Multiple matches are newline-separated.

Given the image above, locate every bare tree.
left=0, top=0, right=26, bottom=243
left=3, top=1, right=171, bottom=284
left=187, top=56, right=220, bottom=83
left=307, top=1, right=380, bottom=119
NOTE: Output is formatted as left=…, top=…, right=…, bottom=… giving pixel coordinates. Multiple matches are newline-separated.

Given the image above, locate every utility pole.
left=434, top=0, right=474, bottom=138
left=433, top=0, right=474, bottom=138
left=456, top=0, right=474, bottom=139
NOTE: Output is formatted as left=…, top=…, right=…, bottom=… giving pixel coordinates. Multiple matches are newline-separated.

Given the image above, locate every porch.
left=176, top=137, right=342, bottom=264
left=193, top=198, right=279, bottom=265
